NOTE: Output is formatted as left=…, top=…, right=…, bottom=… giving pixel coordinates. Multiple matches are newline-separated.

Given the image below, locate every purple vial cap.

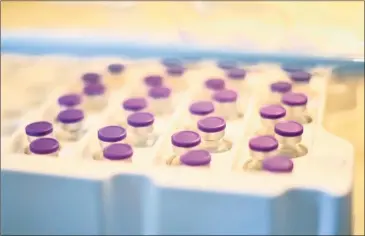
left=25, top=121, right=53, bottom=137
left=270, top=81, right=292, bottom=93
left=259, top=104, right=286, bottom=119
left=82, top=72, right=101, bottom=84
left=161, top=58, right=183, bottom=68
left=29, top=138, right=60, bottom=155
left=282, top=92, right=308, bottom=106
left=205, top=78, right=225, bottom=91
left=249, top=135, right=279, bottom=152
left=83, top=83, right=106, bottom=96
left=144, top=75, right=163, bottom=87
left=98, top=126, right=127, bottom=142
left=103, top=143, right=133, bottom=160
left=57, top=109, right=84, bottom=124
left=275, top=121, right=303, bottom=137
left=180, top=150, right=211, bottom=166
left=58, top=93, right=82, bottom=107
left=217, top=60, right=238, bottom=70
left=122, top=98, right=147, bottom=112
left=226, top=68, right=246, bottom=80
left=127, top=112, right=154, bottom=128
left=171, top=130, right=201, bottom=148
left=198, top=116, right=226, bottom=133
left=189, top=101, right=215, bottom=116
left=108, top=63, right=125, bottom=74
left=289, top=70, right=311, bottom=83
left=148, top=87, right=171, bottom=99
left=213, top=89, right=238, bottom=103
left=166, top=66, right=185, bottom=77
left=262, top=155, right=294, bottom=173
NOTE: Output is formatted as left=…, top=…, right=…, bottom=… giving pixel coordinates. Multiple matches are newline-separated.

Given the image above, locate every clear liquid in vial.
left=197, top=116, right=232, bottom=153
left=127, top=112, right=157, bottom=148
left=274, top=121, right=308, bottom=158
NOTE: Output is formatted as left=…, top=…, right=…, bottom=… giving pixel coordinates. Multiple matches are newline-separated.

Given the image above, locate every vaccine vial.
left=180, top=149, right=211, bottom=167
left=204, top=78, right=225, bottom=99
left=127, top=112, right=156, bottom=147
left=122, top=97, right=148, bottom=117
left=225, top=68, right=247, bottom=91
left=29, top=137, right=60, bottom=157
left=82, top=72, right=102, bottom=85
left=106, top=63, right=126, bottom=89
left=212, top=89, right=240, bottom=120
left=57, top=93, right=82, bottom=111
left=217, top=59, right=238, bottom=71
left=83, top=83, right=107, bottom=111
left=268, top=81, right=292, bottom=104
left=197, top=116, right=232, bottom=153
left=24, top=121, right=54, bottom=154
left=98, top=125, right=127, bottom=149
left=148, top=87, right=172, bottom=115
left=258, top=104, right=287, bottom=135
left=244, top=135, right=279, bottom=171
left=282, top=92, right=312, bottom=124
left=188, top=101, right=215, bottom=129
left=56, top=108, right=86, bottom=141
left=144, top=75, right=164, bottom=88
left=262, top=155, right=294, bottom=173
left=168, top=130, right=201, bottom=165
left=288, top=70, right=312, bottom=95
left=161, top=58, right=183, bottom=68
left=274, top=120, right=307, bottom=158
left=165, top=66, right=186, bottom=91
left=102, top=143, right=133, bottom=162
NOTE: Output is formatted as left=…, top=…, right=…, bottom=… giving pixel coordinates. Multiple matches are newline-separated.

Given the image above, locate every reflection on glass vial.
left=127, top=112, right=156, bottom=147
left=282, top=92, right=312, bottom=124
left=212, top=89, right=241, bottom=120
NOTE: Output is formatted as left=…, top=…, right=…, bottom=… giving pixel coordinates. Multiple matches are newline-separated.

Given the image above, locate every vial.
left=258, top=104, right=287, bottom=135
left=288, top=70, right=312, bottom=95
left=29, top=137, right=60, bottom=157
left=98, top=125, right=127, bottom=149
left=168, top=130, right=201, bottom=165
left=262, top=155, right=294, bottom=173
left=144, top=75, right=164, bottom=88
left=148, top=87, right=172, bottom=115
left=282, top=92, right=312, bottom=124
left=188, top=101, right=215, bottom=129
left=82, top=72, right=102, bottom=85
left=106, top=63, right=126, bottom=89
left=197, top=116, right=232, bottom=153
left=122, top=97, right=148, bottom=118
left=83, top=83, right=107, bottom=111
left=102, top=143, right=133, bottom=162
left=127, top=112, right=156, bottom=147
left=244, top=135, right=279, bottom=171
left=268, top=81, right=292, bottom=104
left=203, top=78, right=225, bottom=99
left=165, top=66, right=186, bottom=91
left=25, top=121, right=54, bottom=143
left=274, top=120, right=307, bottom=158
left=57, top=93, right=82, bottom=111
left=180, top=149, right=211, bottom=167
left=161, top=58, right=183, bottom=68
left=217, top=59, right=238, bottom=70
left=225, top=68, right=247, bottom=91
left=56, top=108, right=85, bottom=141
left=212, top=89, right=240, bottom=120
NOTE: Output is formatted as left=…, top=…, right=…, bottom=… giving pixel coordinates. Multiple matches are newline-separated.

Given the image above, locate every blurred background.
left=1, top=1, right=364, bottom=234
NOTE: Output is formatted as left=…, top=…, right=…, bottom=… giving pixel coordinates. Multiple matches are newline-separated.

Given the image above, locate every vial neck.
left=276, top=135, right=302, bottom=146
left=201, top=131, right=225, bottom=148
left=61, top=121, right=83, bottom=133
left=250, top=150, right=277, bottom=161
